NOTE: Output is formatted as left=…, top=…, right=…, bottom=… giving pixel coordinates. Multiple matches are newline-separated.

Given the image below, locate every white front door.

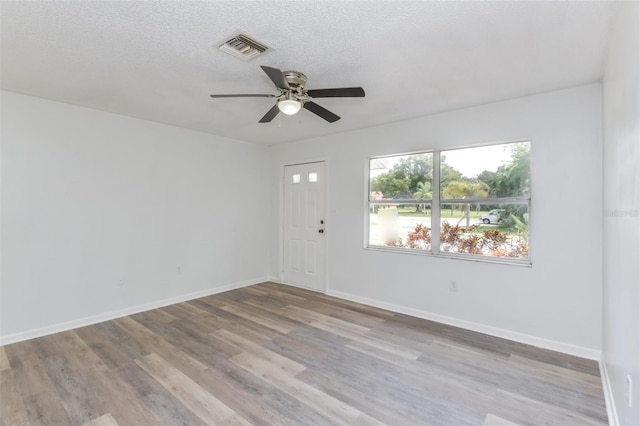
left=283, top=162, right=326, bottom=292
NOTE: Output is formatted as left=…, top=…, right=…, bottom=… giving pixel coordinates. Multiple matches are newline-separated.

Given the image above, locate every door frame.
left=279, top=158, right=329, bottom=293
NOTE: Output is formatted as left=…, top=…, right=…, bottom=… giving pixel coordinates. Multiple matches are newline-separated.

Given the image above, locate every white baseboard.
left=326, top=289, right=601, bottom=361
left=599, top=355, right=619, bottom=426
left=0, top=277, right=268, bottom=346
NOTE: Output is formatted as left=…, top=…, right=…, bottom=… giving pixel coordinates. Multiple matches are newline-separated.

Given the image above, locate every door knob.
left=318, top=229, right=324, bottom=233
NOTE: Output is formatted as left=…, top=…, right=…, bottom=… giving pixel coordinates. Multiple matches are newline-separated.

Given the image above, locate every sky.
left=371, top=142, right=521, bottom=178
left=443, top=144, right=514, bottom=178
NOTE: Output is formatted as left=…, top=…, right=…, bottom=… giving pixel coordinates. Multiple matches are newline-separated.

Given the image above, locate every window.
left=368, top=141, right=531, bottom=263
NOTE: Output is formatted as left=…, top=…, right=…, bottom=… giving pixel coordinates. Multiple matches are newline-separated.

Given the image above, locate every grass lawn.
left=395, top=206, right=484, bottom=219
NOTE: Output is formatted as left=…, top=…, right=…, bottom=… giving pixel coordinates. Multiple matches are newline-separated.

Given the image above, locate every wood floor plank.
left=135, top=353, right=235, bottom=424
left=113, top=316, right=210, bottom=375
left=268, top=332, right=335, bottom=362
left=138, top=308, right=178, bottom=324
left=4, top=341, right=72, bottom=425
left=0, top=370, right=30, bottom=426
left=84, top=367, right=159, bottom=425
left=82, top=413, right=120, bottom=426
left=285, top=305, right=372, bottom=335
left=30, top=337, right=108, bottom=424
left=295, top=368, right=430, bottom=425
left=114, top=362, right=208, bottom=426
left=483, top=413, right=522, bottom=426
left=283, top=305, right=421, bottom=360
left=363, top=325, right=434, bottom=354
left=220, top=304, right=294, bottom=334
left=297, top=299, right=387, bottom=329
left=417, top=339, right=510, bottom=386
left=0, top=347, right=9, bottom=372
left=507, top=353, right=604, bottom=396
left=3, top=341, right=55, bottom=398
left=498, top=361, right=608, bottom=422
left=250, top=285, right=307, bottom=303
left=160, top=302, right=227, bottom=331
left=318, top=343, right=492, bottom=424
left=236, top=285, right=270, bottom=297
left=50, top=330, right=110, bottom=372
left=188, top=298, right=285, bottom=340
left=345, top=339, right=418, bottom=364
left=218, top=413, right=253, bottom=426
left=257, top=282, right=395, bottom=319
left=22, top=390, right=72, bottom=425
left=75, top=321, right=148, bottom=370
left=490, top=388, right=607, bottom=426
left=213, top=329, right=306, bottom=376
left=231, top=351, right=367, bottom=425
left=0, top=282, right=609, bottom=426
left=130, top=312, right=238, bottom=368
left=346, top=331, right=422, bottom=360
left=117, top=320, right=293, bottom=425
left=184, top=364, right=297, bottom=426
left=511, top=341, right=601, bottom=377
left=168, top=318, right=243, bottom=358
left=229, top=297, right=305, bottom=330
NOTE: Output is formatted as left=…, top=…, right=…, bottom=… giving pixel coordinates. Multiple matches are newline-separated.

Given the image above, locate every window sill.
left=364, top=245, right=532, bottom=267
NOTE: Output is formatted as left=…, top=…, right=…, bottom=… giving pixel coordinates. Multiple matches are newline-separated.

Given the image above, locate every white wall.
left=602, top=1, right=640, bottom=424
left=0, top=91, right=271, bottom=343
left=270, top=84, right=603, bottom=357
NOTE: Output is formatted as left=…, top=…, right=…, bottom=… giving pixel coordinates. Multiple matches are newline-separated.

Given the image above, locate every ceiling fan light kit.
left=210, top=65, right=365, bottom=123
left=278, top=93, right=302, bottom=115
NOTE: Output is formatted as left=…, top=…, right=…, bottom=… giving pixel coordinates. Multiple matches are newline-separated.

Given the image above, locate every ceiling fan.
left=210, top=66, right=365, bottom=123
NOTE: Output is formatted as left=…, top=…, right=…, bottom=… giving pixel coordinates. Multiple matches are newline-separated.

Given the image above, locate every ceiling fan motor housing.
left=282, top=71, right=307, bottom=88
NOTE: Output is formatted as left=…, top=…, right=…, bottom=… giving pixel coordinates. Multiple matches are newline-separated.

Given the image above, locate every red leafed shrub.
left=402, top=221, right=528, bottom=259
left=406, top=224, right=431, bottom=250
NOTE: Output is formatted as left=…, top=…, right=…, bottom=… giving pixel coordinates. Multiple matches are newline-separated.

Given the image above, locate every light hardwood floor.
left=1, top=282, right=608, bottom=425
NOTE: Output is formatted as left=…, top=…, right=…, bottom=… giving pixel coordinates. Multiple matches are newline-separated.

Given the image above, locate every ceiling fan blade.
left=260, top=66, right=290, bottom=90
left=210, top=94, right=276, bottom=98
left=259, top=104, right=280, bottom=123
left=303, top=101, right=341, bottom=123
left=306, top=87, right=365, bottom=98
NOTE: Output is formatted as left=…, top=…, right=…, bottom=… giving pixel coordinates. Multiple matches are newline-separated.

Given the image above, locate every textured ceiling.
left=1, top=1, right=616, bottom=145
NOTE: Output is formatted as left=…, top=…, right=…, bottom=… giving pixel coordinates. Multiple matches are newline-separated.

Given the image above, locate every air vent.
left=218, top=31, right=271, bottom=61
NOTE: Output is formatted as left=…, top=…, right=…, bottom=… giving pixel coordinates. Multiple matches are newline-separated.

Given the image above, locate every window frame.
left=365, top=140, right=532, bottom=266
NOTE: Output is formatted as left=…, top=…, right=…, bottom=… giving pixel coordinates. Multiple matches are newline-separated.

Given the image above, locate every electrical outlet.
left=627, top=374, right=633, bottom=408
left=449, top=280, right=458, bottom=292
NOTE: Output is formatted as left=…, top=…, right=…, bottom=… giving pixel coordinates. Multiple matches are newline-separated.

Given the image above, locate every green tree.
left=413, top=181, right=432, bottom=199
left=477, top=170, right=497, bottom=186
left=370, top=173, right=410, bottom=198
left=442, top=181, right=489, bottom=219
left=490, top=143, right=530, bottom=198
left=389, top=154, right=433, bottom=194
left=413, top=181, right=432, bottom=214
left=442, top=181, right=489, bottom=199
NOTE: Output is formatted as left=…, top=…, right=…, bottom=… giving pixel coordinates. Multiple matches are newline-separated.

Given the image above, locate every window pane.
left=441, top=142, right=530, bottom=199
left=439, top=203, right=529, bottom=259
left=369, top=203, right=432, bottom=250
left=308, top=172, right=318, bottom=182
left=367, top=141, right=531, bottom=264
left=292, top=174, right=300, bottom=184
left=370, top=153, right=433, bottom=201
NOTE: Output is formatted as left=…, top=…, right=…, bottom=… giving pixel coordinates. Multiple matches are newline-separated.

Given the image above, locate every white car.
left=480, top=209, right=505, bottom=224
